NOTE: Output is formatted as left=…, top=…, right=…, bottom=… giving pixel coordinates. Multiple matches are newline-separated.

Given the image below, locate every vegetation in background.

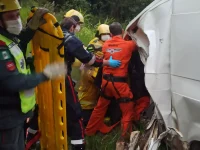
left=19, top=0, right=153, bottom=149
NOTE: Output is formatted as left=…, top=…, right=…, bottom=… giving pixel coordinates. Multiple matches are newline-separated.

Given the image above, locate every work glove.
left=95, top=51, right=104, bottom=59
left=108, top=56, right=121, bottom=68
left=27, top=8, right=49, bottom=30
left=43, top=62, right=67, bottom=79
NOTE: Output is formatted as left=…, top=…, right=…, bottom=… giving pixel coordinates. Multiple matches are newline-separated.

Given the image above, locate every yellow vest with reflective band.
left=0, top=34, right=36, bottom=113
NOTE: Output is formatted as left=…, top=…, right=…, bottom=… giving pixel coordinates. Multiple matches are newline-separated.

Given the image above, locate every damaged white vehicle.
left=124, top=0, right=200, bottom=149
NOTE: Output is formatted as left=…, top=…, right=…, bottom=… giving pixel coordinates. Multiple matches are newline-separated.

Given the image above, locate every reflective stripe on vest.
left=26, top=42, right=33, bottom=59
left=0, top=34, right=36, bottom=113
left=26, top=42, right=33, bottom=74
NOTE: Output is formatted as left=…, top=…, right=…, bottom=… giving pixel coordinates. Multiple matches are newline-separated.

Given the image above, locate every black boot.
left=71, top=144, right=85, bottom=150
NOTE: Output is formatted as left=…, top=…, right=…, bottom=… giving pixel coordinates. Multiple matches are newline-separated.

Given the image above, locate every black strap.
left=110, top=75, right=122, bottom=98
left=40, top=46, right=49, bottom=52
left=117, top=97, right=133, bottom=103
left=101, top=74, right=129, bottom=100
left=54, top=22, right=59, bottom=27
left=103, top=74, right=127, bottom=82
left=101, top=79, right=109, bottom=94
left=38, top=28, right=63, bottom=40
left=37, top=27, right=65, bottom=57
left=103, top=74, right=127, bottom=98
left=100, top=78, right=112, bottom=100
left=100, top=92, right=114, bottom=100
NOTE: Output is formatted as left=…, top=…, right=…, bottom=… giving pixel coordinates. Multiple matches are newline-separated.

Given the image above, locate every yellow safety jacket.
left=78, top=38, right=104, bottom=109
left=0, top=34, right=36, bottom=113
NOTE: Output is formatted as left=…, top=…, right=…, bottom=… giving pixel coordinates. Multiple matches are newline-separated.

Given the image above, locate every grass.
left=85, top=126, right=121, bottom=150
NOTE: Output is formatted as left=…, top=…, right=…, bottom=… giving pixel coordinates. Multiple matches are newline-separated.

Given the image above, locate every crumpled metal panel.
left=125, top=0, right=200, bottom=142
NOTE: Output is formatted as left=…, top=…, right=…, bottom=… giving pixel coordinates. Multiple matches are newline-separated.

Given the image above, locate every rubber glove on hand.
left=108, top=56, right=121, bottom=68
left=43, top=62, right=67, bottom=79
left=27, top=8, right=49, bottom=30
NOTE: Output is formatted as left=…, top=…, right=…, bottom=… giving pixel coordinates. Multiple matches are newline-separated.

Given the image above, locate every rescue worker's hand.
left=27, top=8, right=49, bottom=30
left=43, top=62, right=67, bottom=79
left=95, top=51, right=104, bottom=59
left=108, top=56, right=121, bottom=68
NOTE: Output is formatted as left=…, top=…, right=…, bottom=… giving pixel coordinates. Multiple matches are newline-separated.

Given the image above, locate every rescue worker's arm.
left=66, top=38, right=121, bottom=67
left=18, top=27, right=36, bottom=54
left=66, top=37, right=103, bottom=67
left=0, top=58, right=48, bottom=92
left=0, top=48, right=66, bottom=92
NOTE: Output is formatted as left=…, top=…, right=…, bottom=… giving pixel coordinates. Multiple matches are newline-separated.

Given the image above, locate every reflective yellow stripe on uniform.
left=26, top=42, right=33, bottom=74
left=0, top=34, right=35, bottom=113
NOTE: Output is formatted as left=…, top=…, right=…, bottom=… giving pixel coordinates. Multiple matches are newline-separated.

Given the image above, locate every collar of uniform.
left=112, top=35, right=123, bottom=40
left=62, top=27, right=74, bottom=35
left=0, top=26, right=19, bottom=44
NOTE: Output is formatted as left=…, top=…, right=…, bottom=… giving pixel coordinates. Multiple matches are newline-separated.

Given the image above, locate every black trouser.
left=106, top=98, right=122, bottom=125
left=66, top=76, right=85, bottom=145
left=28, top=105, right=39, bottom=131
left=27, top=114, right=38, bottom=132
left=0, top=123, right=25, bottom=150
left=26, top=107, right=39, bottom=145
left=82, top=109, right=93, bottom=127
left=26, top=105, right=38, bottom=137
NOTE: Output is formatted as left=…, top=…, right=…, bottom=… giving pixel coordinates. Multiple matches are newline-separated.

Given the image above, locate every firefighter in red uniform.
left=85, top=22, right=137, bottom=138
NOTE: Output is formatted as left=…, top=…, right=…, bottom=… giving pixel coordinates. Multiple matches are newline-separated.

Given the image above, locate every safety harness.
left=100, top=74, right=133, bottom=103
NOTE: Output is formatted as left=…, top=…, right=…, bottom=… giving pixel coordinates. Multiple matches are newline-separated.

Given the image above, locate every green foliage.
left=90, top=0, right=153, bottom=22
left=59, top=0, right=90, bottom=12
left=20, top=6, right=30, bottom=25
left=76, top=26, right=95, bottom=46
left=20, top=0, right=154, bottom=44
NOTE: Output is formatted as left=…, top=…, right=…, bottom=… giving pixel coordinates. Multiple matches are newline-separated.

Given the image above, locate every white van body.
left=125, top=0, right=200, bottom=142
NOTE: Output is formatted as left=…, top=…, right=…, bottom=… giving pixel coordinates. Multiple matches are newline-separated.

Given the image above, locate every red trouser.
left=134, top=96, right=150, bottom=121
left=85, top=79, right=134, bottom=137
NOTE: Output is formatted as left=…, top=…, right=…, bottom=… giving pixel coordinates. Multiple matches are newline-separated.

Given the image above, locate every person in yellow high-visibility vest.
left=0, top=1, right=67, bottom=150
left=78, top=24, right=111, bottom=126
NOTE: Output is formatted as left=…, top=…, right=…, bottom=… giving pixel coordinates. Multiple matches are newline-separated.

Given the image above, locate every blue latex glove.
left=108, top=56, right=121, bottom=68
